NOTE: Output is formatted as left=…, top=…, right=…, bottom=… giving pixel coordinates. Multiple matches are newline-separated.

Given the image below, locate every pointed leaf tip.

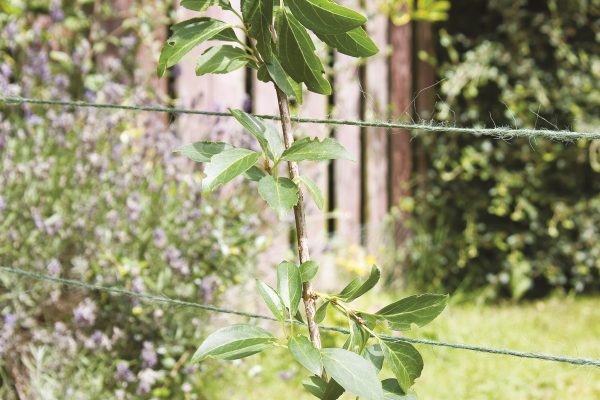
left=192, top=324, right=276, bottom=362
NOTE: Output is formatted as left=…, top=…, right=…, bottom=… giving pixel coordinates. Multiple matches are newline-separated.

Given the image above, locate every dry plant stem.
left=275, top=86, right=323, bottom=351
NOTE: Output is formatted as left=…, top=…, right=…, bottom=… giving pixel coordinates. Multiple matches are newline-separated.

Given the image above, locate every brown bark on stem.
left=274, top=86, right=323, bottom=350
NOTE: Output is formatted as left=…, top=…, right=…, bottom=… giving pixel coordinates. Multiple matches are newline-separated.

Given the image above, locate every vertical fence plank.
left=389, top=20, right=413, bottom=243
left=136, top=3, right=169, bottom=127
left=364, top=5, right=390, bottom=253
left=332, top=17, right=362, bottom=245
left=415, top=21, right=436, bottom=191
left=176, top=3, right=247, bottom=144
left=300, top=87, right=330, bottom=260
left=253, top=73, right=280, bottom=115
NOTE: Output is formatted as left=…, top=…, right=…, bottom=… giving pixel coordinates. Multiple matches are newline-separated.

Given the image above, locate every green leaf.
left=337, top=265, right=380, bottom=301
left=276, top=9, right=331, bottom=95
left=382, top=379, right=418, bottom=400
left=314, top=301, right=329, bottom=323
left=321, top=348, right=384, bottom=400
left=316, top=27, right=379, bottom=58
left=230, top=109, right=285, bottom=161
left=264, top=124, right=286, bottom=161
left=302, top=377, right=345, bottom=400
left=203, top=148, right=260, bottom=192
left=213, top=27, right=240, bottom=42
left=174, top=141, right=232, bottom=163
left=244, top=165, right=266, bottom=182
left=379, top=340, right=423, bottom=393
left=322, top=379, right=345, bottom=400
left=158, top=17, right=231, bottom=77
left=343, top=319, right=369, bottom=353
left=258, top=176, right=300, bottom=219
left=358, top=312, right=379, bottom=330
left=264, top=58, right=304, bottom=103
left=195, top=46, right=250, bottom=76
left=337, top=278, right=361, bottom=300
left=288, top=335, right=323, bottom=376
left=294, top=309, right=305, bottom=324
left=242, top=0, right=273, bottom=61
left=191, top=324, right=276, bottom=362
left=288, top=0, right=366, bottom=34
left=299, top=260, right=319, bottom=281
left=181, top=0, right=231, bottom=11
left=376, top=294, right=448, bottom=331
left=295, top=175, right=325, bottom=210
left=281, top=137, right=354, bottom=162
left=181, top=0, right=212, bottom=11
left=277, top=261, right=303, bottom=315
left=303, top=376, right=327, bottom=399
left=230, top=109, right=269, bottom=154
left=364, top=344, right=384, bottom=372
left=256, top=280, right=286, bottom=323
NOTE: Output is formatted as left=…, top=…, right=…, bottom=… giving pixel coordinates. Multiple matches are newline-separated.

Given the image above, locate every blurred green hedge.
left=394, top=0, right=600, bottom=300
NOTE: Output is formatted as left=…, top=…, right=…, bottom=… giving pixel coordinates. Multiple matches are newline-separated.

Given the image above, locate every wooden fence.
left=101, top=0, right=434, bottom=268
left=144, top=2, right=433, bottom=265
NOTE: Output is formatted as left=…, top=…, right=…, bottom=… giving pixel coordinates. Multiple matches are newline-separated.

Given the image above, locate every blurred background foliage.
left=391, top=0, right=600, bottom=300
left=0, top=1, right=264, bottom=398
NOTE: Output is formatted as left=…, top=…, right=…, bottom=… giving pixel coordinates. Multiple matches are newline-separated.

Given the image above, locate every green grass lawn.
left=200, top=296, right=600, bottom=399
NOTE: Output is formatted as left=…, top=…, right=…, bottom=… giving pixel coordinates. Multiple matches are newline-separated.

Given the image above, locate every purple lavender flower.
left=50, top=7, right=65, bottom=22
left=3, top=21, right=18, bottom=38
left=84, top=330, right=111, bottom=350
left=0, top=196, right=5, bottom=213
left=4, top=314, right=17, bottom=328
left=73, top=298, right=97, bottom=327
left=141, top=341, right=158, bottom=368
left=0, top=63, right=11, bottom=79
left=53, top=74, right=69, bottom=89
left=31, top=209, right=45, bottom=231
left=136, top=369, right=163, bottom=395
left=199, top=276, right=218, bottom=303
left=84, top=90, right=96, bottom=101
left=121, top=35, right=137, bottom=49
left=131, top=277, right=145, bottom=293
left=153, top=228, right=167, bottom=248
left=26, top=114, right=44, bottom=127
left=47, top=259, right=61, bottom=276
left=126, top=192, right=142, bottom=221
left=114, top=361, right=136, bottom=383
left=182, top=365, right=198, bottom=375
left=165, top=246, right=190, bottom=275
left=278, top=370, right=296, bottom=381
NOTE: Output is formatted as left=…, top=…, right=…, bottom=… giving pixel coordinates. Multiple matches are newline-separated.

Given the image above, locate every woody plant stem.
left=274, top=86, right=323, bottom=351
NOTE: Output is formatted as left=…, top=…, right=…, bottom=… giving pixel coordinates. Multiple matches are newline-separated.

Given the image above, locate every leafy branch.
left=156, top=0, right=448, bottom=398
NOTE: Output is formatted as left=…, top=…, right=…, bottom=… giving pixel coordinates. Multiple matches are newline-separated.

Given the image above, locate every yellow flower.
left=366, top=255, right=377, bottom=266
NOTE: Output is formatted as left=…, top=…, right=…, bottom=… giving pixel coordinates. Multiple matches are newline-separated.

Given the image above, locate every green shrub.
left=391, top=0, right=600, bottom=300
